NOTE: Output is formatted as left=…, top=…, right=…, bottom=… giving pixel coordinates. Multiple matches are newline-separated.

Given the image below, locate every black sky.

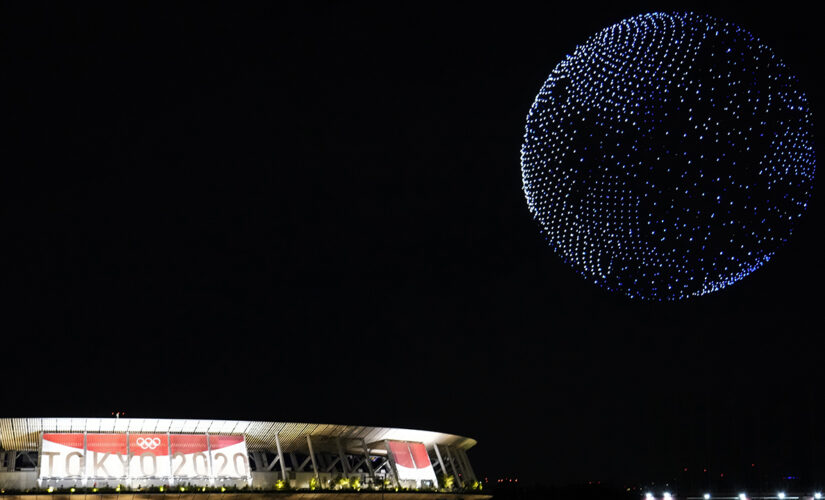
left=1, top=0, right=823, bottom=490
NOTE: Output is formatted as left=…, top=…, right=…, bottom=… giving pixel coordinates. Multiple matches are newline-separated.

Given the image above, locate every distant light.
left=739, top=493, right=747, bottom=500
left=704, top=494, right=710, bottom=500
left=778, top=493, right=785, bottom=500
left=664, top=493, right=672, bottom=500
left=646, top=492, right=655, bottom=500
left=814, top=493, right=821, bottom=500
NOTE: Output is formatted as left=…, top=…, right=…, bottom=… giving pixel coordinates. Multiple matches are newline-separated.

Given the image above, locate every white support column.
left=36, top=430, right=44, bottom=483
left=274, top=433, right=288, bottom=481
left=167, top=431, right=174, bottom=486
left=457, top=448, right=477, bottom=483
left=450, top=446, right=471, bottom=484
left=265, top=454, right=280, bottom=471
left=205, top=432, right=215, bottom=485
left=253, top=452, right=266, bottom=471
left=444, top=445, right=464, bottom=487
left=306, top=435, right=320, bottom=486
left=82, top=431, right=88, bottom=487
left=453, top=446, right=468, bottom=481
left=242, top=434, right=253, bottom=488
left=360, top=439, right=375, bottom=484
left=432, top=444, right=447, bottom=479
left=125, top=431, right=131, bottom=486
left=336, top=438, right=350, bottom=475
left=382, top=440, right=400, bottom=487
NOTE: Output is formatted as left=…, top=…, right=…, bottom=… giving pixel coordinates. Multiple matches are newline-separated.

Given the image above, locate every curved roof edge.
left=0, top=417, right=477, bottom=453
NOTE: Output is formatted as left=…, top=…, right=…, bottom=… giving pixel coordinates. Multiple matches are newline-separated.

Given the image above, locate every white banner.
left=208, top=435, right=249, bottom=478
left=40, top=434, right=85, bottom=478
left=39, top=433, right=249, bottom=483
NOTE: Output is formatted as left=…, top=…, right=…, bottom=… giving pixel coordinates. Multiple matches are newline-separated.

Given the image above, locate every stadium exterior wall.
left=0, top=494, right=491, bottom=500
left=0, top=472, right=36, bottom=490
left=0, top=419, right=480, bottom=493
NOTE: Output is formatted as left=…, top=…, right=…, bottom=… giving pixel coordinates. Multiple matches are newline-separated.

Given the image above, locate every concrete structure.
left=0, top=494, right=491, bottom=500
left=0, top=418, right=479, bottom=492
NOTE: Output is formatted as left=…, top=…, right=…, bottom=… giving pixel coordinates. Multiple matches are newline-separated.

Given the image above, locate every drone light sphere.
left=520, top=12, right=815, bottom=300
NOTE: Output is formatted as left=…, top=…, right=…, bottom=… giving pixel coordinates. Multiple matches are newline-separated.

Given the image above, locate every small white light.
left=704, top=494, right=711, bottom=500
left=778, top=493, right=785, bottom=500
left=739, top=493, right=747, bottom=500
left=646, top=493, right=655, bottom=500
left=664, top=493, right=672, bottom=500
left=814, top=493, right=822, bottom=500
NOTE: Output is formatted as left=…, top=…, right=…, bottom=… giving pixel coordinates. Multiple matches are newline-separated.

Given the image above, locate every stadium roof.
left=0, top=418, right=476, bottom=453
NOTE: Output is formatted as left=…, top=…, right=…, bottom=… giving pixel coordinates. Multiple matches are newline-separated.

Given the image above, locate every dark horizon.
left=0, top=1, right=822, bottom=490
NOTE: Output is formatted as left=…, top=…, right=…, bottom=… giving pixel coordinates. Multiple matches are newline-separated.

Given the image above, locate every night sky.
left=1, top=1, right=822, bottom=490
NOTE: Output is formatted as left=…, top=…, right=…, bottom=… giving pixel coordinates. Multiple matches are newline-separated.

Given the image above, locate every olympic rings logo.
left=136, top=437, right=161, bottom=450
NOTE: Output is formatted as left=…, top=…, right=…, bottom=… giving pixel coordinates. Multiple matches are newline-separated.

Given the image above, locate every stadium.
left=0, top=417, right=486, bottom=499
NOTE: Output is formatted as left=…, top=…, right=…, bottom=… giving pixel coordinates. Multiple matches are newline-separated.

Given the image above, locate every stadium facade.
left=0, top=418, right=479, bottom=492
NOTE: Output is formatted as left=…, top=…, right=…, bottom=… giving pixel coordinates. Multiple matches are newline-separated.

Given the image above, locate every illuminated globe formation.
left=521, top=12, right=815, bottom=300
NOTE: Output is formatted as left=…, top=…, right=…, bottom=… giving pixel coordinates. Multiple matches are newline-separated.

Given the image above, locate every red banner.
left=39, top=432, right=249, bottom=482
